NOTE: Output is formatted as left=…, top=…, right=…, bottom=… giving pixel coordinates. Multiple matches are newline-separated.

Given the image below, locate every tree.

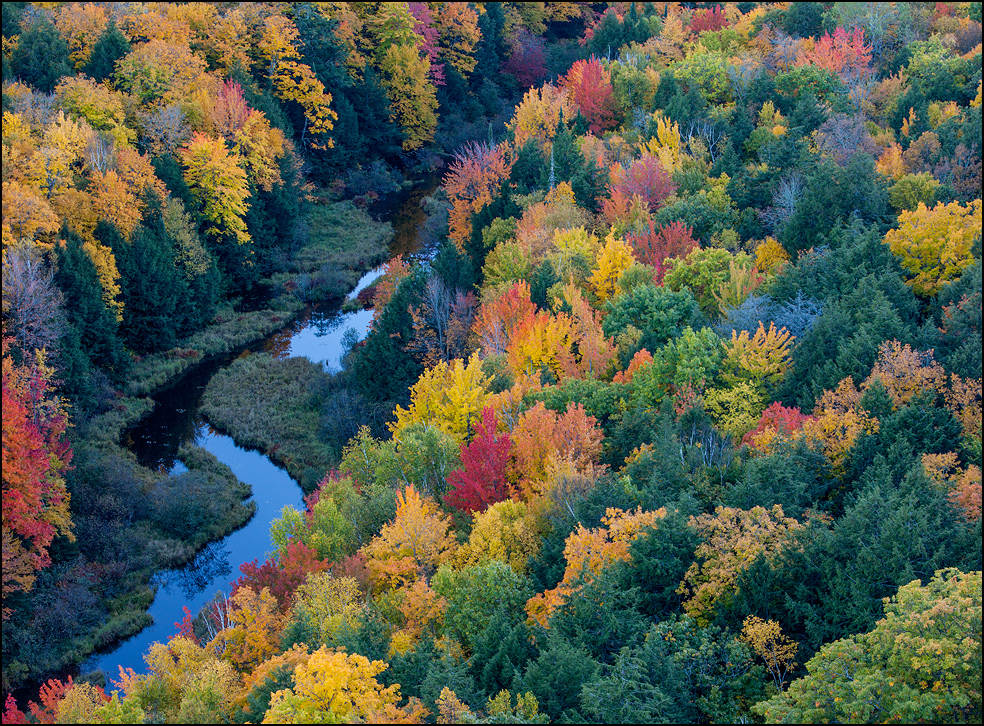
left=9, top=19, right=72, bottom=93
left=741, top=616, right=798, bottom=692
left=506, top=309, right=577, bottom=382
left=562, top=58, right=619, bottom=134
left=626, top=220, right=699, bottom=284
left=433, top=560, right=530, bottom=653
left=362, top=485, right=457, bottom=592
left=755, top=569, right=982, bottom=724
left=473, top=281, right=537, bottom=358
left=288, top=572, right=363, bottom=649
left=526, top=507, right=665, bottom=628
left=2, top=340, right=73, bottom=617
left=444, top=142, right=513, bottom=251
left=389, top=354, right=490, bottom=445
left=443, top=407, right=512, bottom=515
left=263, top=646, right=425, bottom=723
left=1, top=243, right=64, bottom=356
left=884, top=200, right=982, bottom=297
left=722, top=322, right=793, bottom=394
left=589, top=232, right=635, bottom=304
left=455, top=498, right=542, bottom=575
left=84, top=19, right=130, bottom=82
left=679, top=505, right=802, bottom=625
left=608, top=154, right=676, bottom=212
left=508, top=84, right=574, bottom=149
left=179, top=133, right=253, bottom=284
left=379, top=42, right=438, bottom=151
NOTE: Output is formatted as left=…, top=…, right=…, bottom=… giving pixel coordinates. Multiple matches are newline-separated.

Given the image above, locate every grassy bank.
left=271, top=200, right=394, bottom=302
left=200, top=352, right=336, bottom=492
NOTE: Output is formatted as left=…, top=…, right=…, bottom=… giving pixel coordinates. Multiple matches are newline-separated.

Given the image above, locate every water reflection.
left=155, top=540, right=233, bottom=600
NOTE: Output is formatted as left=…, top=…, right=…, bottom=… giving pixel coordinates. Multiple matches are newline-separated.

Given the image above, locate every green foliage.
left=604, top=283, right=704, bottom=363
left=756, top=569, right=982, bottom=724
left=9, top=18, right=72, bottom=92
left=433, top=561, right=530, bottom=653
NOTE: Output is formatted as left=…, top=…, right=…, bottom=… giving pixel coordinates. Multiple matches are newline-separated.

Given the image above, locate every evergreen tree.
left=53, top=231, right=127, bottom=377
left=84, top=20, right=130, bottom=84
left=9, top=18, right=72, bottom=93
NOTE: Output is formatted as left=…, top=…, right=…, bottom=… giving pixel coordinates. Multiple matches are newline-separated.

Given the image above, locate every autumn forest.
left=1, top=1, right=982, bottom=724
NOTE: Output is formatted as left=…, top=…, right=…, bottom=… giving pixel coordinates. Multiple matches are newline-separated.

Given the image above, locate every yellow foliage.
left=290, top=573, right=363, bottom=646
left=455, top=499, right=543, bottom=575
left=680, top=506, right=801, bottom=626
left=589, top=232, right=635, bottom=303
left=209, top=586, right=283, bottom=672
left=723, top=321, right=793, bottom=391
left=389, top=354, right=490, bottom=444
left=754, top=237, right=789, bottom=276
left=884, top=200, right=982, bottom=297
left=362, top=485, right=457, bottom=591
left=263, top=647, right=424, bottom=724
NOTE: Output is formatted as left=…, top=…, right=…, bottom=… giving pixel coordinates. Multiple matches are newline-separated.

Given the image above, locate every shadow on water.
left=77, top=175, right=439, bottom=684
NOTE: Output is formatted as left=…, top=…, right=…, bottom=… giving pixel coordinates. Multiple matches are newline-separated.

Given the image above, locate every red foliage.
left=609, top=155, right=676, bottom=212
left=173, top=605, right=199, bottom=644
left=2, top=694, right=28, bottom=724
left=444, top=407, right=512, bottom=515
left=28, top=677, right=72, bottom=724
left=689, top=5, right=729, bottom=34
left=627, top=220, right=699, bottom=283
left=232, top=540, right=329, bottom=612
left=408, top=2, right=445, bottom=86
left=2, top=339, right=73, bottom=613
left=502, top=28, right=547, bottom=87
left=743, top=402, right=813, bottom=451
left=562, top=57, right=619, bottom=134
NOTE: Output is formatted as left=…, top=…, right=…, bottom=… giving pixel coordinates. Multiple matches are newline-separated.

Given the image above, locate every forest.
left=1, top=1, right=982, bottom=723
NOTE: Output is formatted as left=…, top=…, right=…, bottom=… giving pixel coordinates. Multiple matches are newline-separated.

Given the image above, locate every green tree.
left=83, top=19, right=130, bottom=83
left=756, top=569, right=982, bottom=724
left=9, top=18, right=72, bottom=92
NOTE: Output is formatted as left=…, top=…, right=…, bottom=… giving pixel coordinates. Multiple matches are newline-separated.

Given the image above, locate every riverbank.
left=2, top=200, right=394, bottom=695
left=200, top=353, right=336, bottom=492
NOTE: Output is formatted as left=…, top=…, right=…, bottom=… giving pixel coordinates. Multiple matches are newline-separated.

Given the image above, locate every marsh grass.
left=200, top=352, right=336, bottom=491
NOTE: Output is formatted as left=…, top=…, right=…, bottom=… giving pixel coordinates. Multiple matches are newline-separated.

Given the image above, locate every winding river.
left=80, top=178, right=436, bottom=682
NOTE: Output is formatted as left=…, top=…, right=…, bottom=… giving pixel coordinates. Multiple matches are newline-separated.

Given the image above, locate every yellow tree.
left=361, top=485, right=457, bottom=592
left=380, top=43, right=438, bottom=151
left=179, top=133, right=252, bottom=247
left=742, top=615, right=799, bottom=692
left=800, top=378, right=880, bottom=476
left=679, top=505, right=802, bottom=626
left=263, top=646, right=426, bottom=723
left=589, top=232, right=635, bottom=304
left=506, top=310, right=577, bottom=381
left=722, top=322, right=794, bottom=393
left=884, top=199, right=983, bottom=296
left=259, top=15, right=336, bottom=149
left=389, top=354, right=490, bottom=445
left=289, top=572, right=363, bottom=647
left=508, top=84, right=573, bottom=149
left=209, top=586, right=283, bottom=672
left=454, top=498, right=543, bottom=575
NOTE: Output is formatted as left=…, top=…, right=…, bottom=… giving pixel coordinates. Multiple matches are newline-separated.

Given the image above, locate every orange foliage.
left=362, top=485, right=457, bottom=592
left=444, top=142, right=513, bottom=250
left=526, top=507, right=665, bottom=627
left=472, top=281, right=537, bottom=357
left=680, top=505, right=802, bottom=625
left=510, top=401, right=604, bottom=496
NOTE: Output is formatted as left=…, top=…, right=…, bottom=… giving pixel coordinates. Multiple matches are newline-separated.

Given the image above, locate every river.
left=79, top=177, right=437, bottom=682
